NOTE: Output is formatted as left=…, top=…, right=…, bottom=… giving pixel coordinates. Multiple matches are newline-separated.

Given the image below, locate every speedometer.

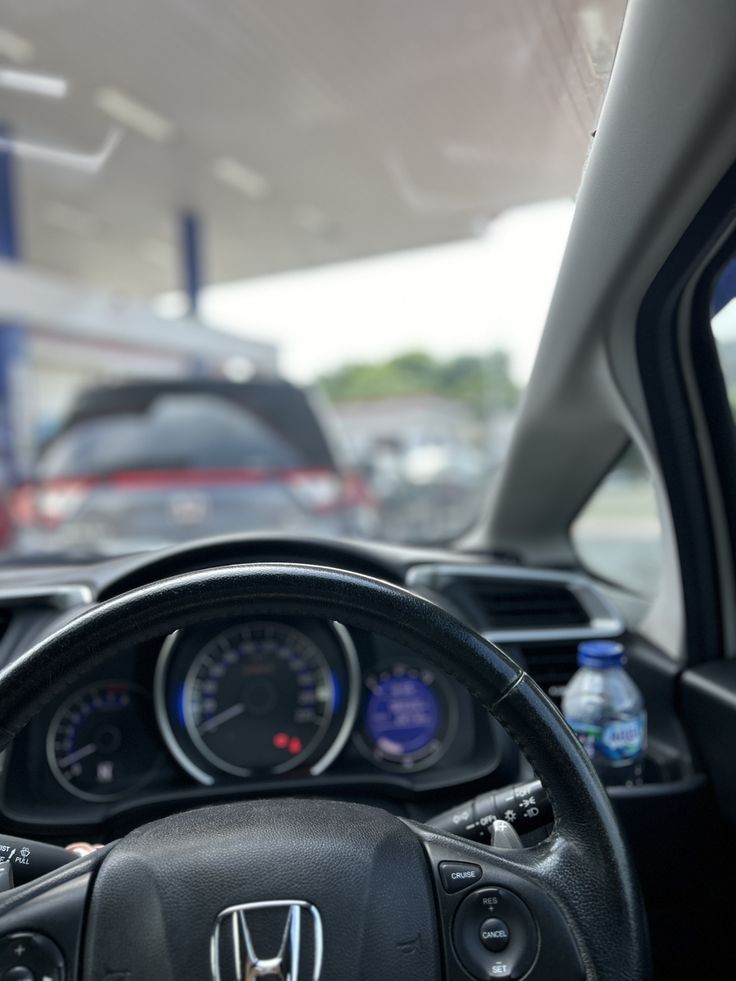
left=185, top=622, right=334, bottom=775
left=155, top=618, right=360, bottom=783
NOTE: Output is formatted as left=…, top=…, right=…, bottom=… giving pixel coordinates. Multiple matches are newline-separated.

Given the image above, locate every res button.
left=439, top=861, right=483, bottom=893
left=0, top=932, right=64, bottom=981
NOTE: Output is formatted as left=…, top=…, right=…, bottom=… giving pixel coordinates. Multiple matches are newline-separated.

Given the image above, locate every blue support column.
left=0, top=125, right=27, bottom=484
left=0, top=136, right=18, bottom=259
left=179, top=210, right=203, bottom=317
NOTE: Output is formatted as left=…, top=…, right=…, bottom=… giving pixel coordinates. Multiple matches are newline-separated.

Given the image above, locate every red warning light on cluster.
left=272, top=732, right=303, bottom=755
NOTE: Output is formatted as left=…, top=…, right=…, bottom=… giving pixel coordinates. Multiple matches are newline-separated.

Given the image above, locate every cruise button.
left=439, top=861, right=483, bottom=893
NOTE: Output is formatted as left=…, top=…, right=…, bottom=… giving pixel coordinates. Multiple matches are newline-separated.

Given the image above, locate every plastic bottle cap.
left=577, top=640, right=625, bottom=669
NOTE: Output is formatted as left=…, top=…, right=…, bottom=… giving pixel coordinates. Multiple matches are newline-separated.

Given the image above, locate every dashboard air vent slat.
left=515, top=641, right=580, bottom=705
left=453, top=578, right=589, bottom=630
left=0, top=609, right=11, bottom=646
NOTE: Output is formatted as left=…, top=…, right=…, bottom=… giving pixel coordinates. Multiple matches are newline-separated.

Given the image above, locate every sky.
left=198, top=197, right=576, bottom=387
left=712, top=297, right=736, bottom=344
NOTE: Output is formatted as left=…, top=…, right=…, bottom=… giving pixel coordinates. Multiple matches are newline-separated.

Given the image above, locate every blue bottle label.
left=601, top=718, right=644, bottom=760
left=568, top=716, right=645, bottom=762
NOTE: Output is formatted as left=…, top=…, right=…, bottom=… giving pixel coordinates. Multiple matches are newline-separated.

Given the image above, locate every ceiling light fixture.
left=95, top=87, right=174, bottom=143
left=0, top=128, right=122, bottom=174
left=212, top=157, right=270, bottom=199
left=0, top=68, right=68, bottom=98
left=0, top=27, right=34, bottom=65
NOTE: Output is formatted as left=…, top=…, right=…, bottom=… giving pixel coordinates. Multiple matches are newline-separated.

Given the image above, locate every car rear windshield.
left=36, top=394, right=310, bottom=478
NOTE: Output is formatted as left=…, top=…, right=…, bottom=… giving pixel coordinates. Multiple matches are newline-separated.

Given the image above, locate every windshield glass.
left=0, top=1, right=626, bottom=556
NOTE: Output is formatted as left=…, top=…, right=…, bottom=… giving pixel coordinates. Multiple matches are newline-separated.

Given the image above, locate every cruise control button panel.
left=0, top=932, right=65, bottom=980
left=439, top=861, right=483, bottom=893
left=416, top=828, right=585, bottom=980
left=453, top=888, right=537, bottom=980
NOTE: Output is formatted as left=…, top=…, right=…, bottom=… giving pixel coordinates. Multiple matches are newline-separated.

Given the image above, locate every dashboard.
left=0, top=535, right=624, bottom=839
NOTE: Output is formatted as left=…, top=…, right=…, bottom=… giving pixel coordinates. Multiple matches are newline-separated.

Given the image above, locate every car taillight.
left=11, top=480, right=91, bottom=528
left=9, top=486, right=36, bottom=527
left=284, top=469, right=345, bottom=513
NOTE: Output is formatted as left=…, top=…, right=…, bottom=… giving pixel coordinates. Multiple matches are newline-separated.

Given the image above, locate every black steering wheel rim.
left=0, top=562, right=650, bottom=980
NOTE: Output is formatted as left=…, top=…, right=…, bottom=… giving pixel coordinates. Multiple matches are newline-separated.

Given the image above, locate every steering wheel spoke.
left=412, top=822, right=585, bottom=981
left=0, top=850, right=102, bottom=981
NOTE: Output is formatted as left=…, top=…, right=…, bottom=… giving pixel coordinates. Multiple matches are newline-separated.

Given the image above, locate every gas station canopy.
left=0, top=0, right=625, bottom=298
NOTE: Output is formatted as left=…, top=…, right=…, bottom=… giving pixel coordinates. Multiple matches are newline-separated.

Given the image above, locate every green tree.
left=318, top=349, right=518, bottom=414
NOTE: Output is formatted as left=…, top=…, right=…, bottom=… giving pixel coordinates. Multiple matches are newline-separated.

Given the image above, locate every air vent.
left=0, top=585, right=92, bottom=611
left=0, top=608, right=11, bottom=646
left=405, top=563, right=624, bottom=643
left=515, top=641, right=579, bottom=706
left=0, top=585, right=92, bottom=655
left=455, top=578, right=589, bottom=630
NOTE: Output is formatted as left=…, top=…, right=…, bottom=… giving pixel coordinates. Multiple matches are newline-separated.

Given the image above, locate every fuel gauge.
left=355, top=661, right=457, bottom=771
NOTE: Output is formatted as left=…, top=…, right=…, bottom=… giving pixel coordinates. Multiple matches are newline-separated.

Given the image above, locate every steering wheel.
left=0, top=564, right=649, bottom=981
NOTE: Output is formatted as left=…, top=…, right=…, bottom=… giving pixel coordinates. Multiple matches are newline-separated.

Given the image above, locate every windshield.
left=0, top=1, right=626, bottom=556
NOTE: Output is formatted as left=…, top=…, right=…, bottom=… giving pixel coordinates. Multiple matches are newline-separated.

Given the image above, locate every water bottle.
left=562, top=640, right=647, bottom=787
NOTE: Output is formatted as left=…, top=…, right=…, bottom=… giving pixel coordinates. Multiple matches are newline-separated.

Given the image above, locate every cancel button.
left=479, top=917, right=510, bottom=952
left=438, top=861, right=483, bottom=894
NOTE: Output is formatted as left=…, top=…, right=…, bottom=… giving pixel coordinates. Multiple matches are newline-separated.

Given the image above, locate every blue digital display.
left=365, top=674, right=440, bottom=760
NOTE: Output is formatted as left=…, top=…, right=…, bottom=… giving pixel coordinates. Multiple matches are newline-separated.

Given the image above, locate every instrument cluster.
left=29, top=616, right=497, bottom=809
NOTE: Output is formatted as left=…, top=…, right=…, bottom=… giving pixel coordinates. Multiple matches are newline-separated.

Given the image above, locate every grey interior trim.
left=309, top=622, right=361, bottom=776
left=677, top=246, right=736, bottom=655
left=0, top=585, right=93, bottom=610
left=405, top=563, right=624, bottom=644
left=487, top=0, right=736, bottom=553
left=154, top=630, right=216, bottom=787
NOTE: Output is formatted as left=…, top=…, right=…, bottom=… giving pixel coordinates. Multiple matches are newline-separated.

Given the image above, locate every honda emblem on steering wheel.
left=211, top=899, right=323, bottom=981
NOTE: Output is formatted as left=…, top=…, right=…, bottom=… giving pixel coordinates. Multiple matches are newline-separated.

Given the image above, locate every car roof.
left=53, top=378, right=339, bottom=470
left=67, top=377, right=307, bottom=411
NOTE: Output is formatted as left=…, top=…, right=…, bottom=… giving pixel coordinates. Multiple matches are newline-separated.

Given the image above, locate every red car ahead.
left=11, top=378, right=378, bottom=554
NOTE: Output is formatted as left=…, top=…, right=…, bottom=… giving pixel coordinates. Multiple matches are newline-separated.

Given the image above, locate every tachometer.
left=47, top=681, right=163, bottom=801
left=155, top=618, right=359, bottom=782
